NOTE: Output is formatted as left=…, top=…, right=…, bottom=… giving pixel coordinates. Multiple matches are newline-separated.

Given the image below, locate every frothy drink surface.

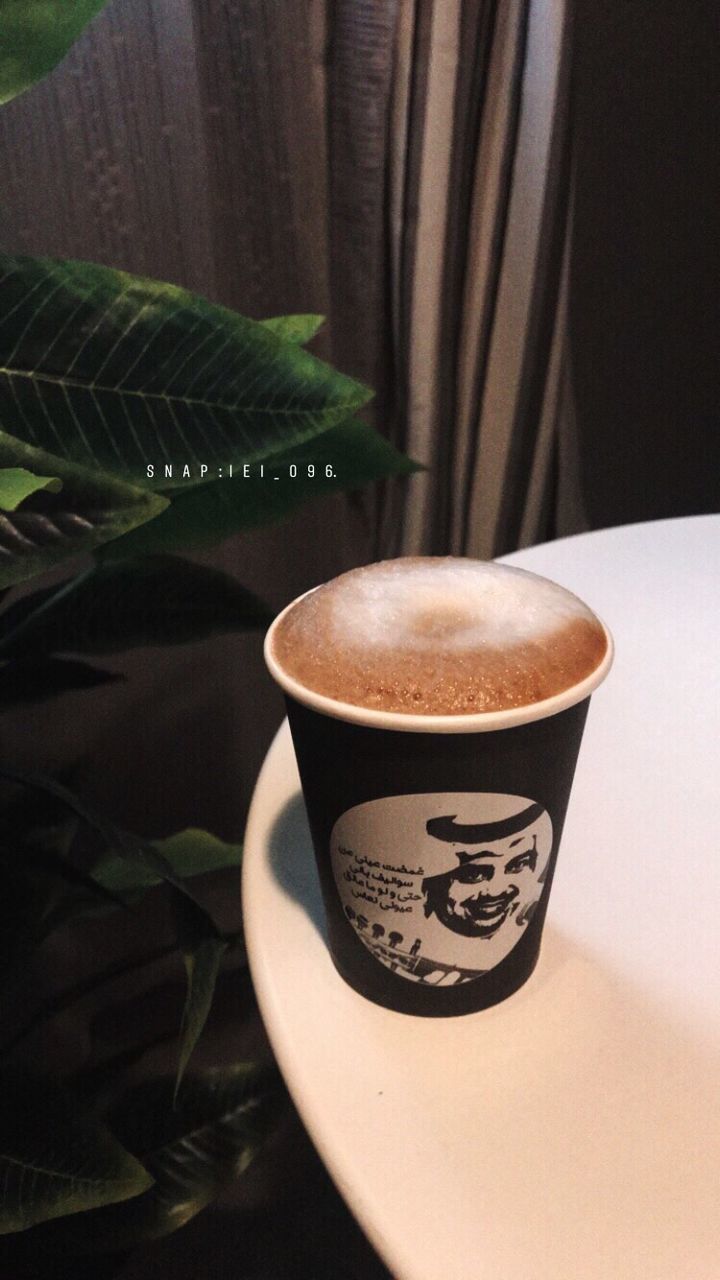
left=271, top=558, right=608, bottom=715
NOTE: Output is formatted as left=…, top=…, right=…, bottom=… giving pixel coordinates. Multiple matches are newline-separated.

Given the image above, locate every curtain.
left=381, top=0, right=581, bottom=557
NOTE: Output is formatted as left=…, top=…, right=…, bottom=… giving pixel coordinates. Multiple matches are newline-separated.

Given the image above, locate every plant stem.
left=0, top=563, right=95, bottom=655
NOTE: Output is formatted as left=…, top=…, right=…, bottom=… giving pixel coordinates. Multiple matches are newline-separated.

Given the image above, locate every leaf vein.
left=0, top=368, right=362, bottom=417
left=0, top=1152, right=125, bottom=1188
left=64, top=283, right=134, bottom=377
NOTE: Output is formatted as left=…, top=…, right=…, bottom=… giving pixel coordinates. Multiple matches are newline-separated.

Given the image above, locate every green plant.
left=0, top=9, right=417, bottom=1268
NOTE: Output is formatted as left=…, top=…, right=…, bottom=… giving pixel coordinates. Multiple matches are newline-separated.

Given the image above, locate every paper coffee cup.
left=264, top=564, right=613, bottom=1016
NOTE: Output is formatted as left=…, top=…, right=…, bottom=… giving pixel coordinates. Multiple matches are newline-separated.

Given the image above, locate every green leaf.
left=100, top=417, right=421, bottom=558
left=0, top=0, right=111, bottom=106
left=0, top=254, right=371, bottom=494
left=111, top=1066, right=280, bottom=1238
left=175, top=931, right=228, bottom=1102
left=0, top=765, right=221, bottom=930
left=4, top=1066, right=281, bottom=1253
left=0, top=764, right=229, bottom=1058
left=0, top=1072, right=152, bottom=1234
left=259, top=314, right=325, bottom=344
left=150, top=827, right=242, bottom=881
left=0, top=767, right=228, bottom=1083
left=54, top=830, right=242, bottom=929
left=0, top=656, right=122, bottom=706
left=0, top=467, right=61, bottom=510
left=0, top=430, right=168, bottom=589
left=92, top=828, right=242, bottom=902
left=0, top=556, right=272, bottom=658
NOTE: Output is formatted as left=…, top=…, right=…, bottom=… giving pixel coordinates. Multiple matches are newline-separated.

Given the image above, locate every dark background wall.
left=571, top=0, right=719, bottom=528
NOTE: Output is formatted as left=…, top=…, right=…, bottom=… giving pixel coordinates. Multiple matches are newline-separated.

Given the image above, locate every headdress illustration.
left=421, top=803, right=547, bottom=940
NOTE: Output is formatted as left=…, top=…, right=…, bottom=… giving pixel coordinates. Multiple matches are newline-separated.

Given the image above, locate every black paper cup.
left=265, top=594, right=613, bottom=1017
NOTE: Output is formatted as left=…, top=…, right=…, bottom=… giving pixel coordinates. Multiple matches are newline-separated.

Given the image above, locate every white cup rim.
left=264, top=584, right=614, bottom=734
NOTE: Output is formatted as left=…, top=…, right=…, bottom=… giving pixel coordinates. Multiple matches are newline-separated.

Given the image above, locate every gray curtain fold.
left=380, top=0, right=580, bottom=559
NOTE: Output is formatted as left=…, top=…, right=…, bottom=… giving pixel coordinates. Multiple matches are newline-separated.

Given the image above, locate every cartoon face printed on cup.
left=331, top=794, right=553, bottom=986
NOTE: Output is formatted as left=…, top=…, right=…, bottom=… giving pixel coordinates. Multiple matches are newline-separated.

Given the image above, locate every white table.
left=243, top=516, right=720, bottom=1280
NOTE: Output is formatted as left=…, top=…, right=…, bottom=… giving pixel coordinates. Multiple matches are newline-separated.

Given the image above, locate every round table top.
left=243, top=515, right=720, bottom=1280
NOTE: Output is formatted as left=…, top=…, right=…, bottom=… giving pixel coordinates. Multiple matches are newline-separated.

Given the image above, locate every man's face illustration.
left=332, top=793, right=553, bottom=983
left=422, top=830, right=544, bottom=940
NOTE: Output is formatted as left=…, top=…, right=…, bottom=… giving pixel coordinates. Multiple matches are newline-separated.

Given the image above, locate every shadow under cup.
left=266, top=619, right=613, bottom=1018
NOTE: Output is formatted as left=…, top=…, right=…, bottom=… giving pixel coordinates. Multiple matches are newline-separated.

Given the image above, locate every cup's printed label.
left=331, top=793, right=553, bottom=986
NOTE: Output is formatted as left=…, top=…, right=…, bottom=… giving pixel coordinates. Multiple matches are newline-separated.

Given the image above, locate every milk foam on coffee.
left=270, top=557, right=608, bottom=715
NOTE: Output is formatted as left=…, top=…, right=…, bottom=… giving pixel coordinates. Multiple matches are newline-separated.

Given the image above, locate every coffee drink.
left=269, top=557, right=608, bottom=715
left=265, top=556, right=613, bottom=1014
